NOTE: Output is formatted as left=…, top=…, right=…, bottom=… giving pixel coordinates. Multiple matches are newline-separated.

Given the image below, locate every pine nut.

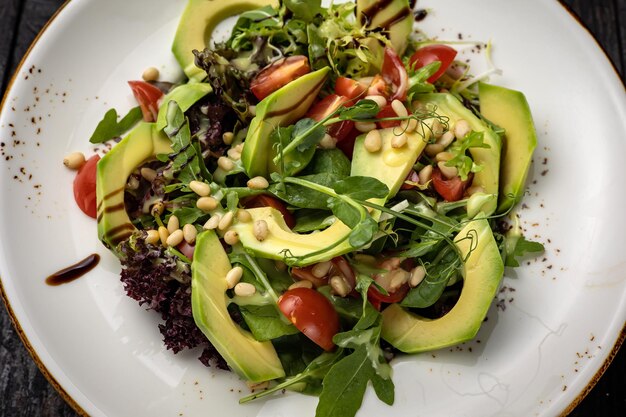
left=253, top=219, right=269, bottom=241
left=145, top=229, right=160, bottom=244
left=425, top=143, right=445, bottom=157
left=391, top=133, right=407, bottom=148
left=217, top=156, right=235, bottom=171
left=189, top=180, right=211, bottom=197
left=312, top=261, right=332, bottom=278
left=227, top=148, right=241, bottom=160
left=247, top=176, right=269, bottom=190
left=222, top=131, right=234, bottom=145
left=364, top=129, right=382, bottom=153
left=223, top=230, right=240, bottom=245
left=237, top=209, right=252, bottom=223
left=234, top=143, right=244, bottom=153
left=142, top=66, right=160, bottom=82
left=401, top=117, right=419, bottom=132
left=365, top=95, right=387, bottom=108
left=319, top=133, right=337, bottom=149
left=140, top=167, right=157, bottom=182
left=225, top=266, right=244, bottom=289
left=158, top=226, right=169, bottom=247
left=63, top=152, right=85, bottom=170
left=218, top=211, right=234, bottom=231
left=418, top=165, right=433, bottom=184
left=289, top=280, right=313, bottom=290
left=389, top=269, right=410, bottom=291
left=454, top=119, right=471, bottom=140
left=431, top=119, right=445, bottom=138
left=465, top=185, right=485, bottom=196
left=438, top=161, right=458, bottom=179
left=166, top=229, right=184, bottom=247
left=234, top=282, right=256, bottom=297
left=126, top=175, right=140, bottom=190
left=435, top=152, right=454, bottom=162
left=391, top=99, right=408, bottom=118
left=409, top=265, right=426, bottom=287
left=151, top=201, right=165, bottom=216
left=167, top=215, right=180, bottom=234
left=249, top=105, right=256, bottom=117
left=437, top=131, right=455, bottom=148
left=196, top=196, right=218, bottom=211
left=355, top=121, right=376, bottom=132
left=183, top=223, right=197, bottom=244
left=203, top=214, right=221, bottom=230
left=329, top=276, right=351, bottom=297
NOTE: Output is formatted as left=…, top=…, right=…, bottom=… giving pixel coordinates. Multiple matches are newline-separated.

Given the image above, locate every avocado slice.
left=478, top=83, right=538, bottom=214
left=241, top=67, right=331, bottom=178
left=155, top=83, right=213, bottom=131
left=351, top=126, right=431, bottom=205
left=172, top=0, right=278, bottom=82
left=380, top=218, right=504, bottom=353
left=416, top=93, right=502, bottom=215
left=356, top=0, right=413, bottom=56
left=231, top=207, right=354, bottom=266
left=192, top=230, right=285, bottom=382
left=96, top=122, right=172, bottom=252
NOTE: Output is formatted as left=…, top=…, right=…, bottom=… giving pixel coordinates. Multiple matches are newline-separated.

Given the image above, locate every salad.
left=65, top=0, right=545, bottom=415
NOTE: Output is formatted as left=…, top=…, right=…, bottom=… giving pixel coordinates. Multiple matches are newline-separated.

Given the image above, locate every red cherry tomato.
left=334, top=77, right=368, bottom=105
left=250, top=56, right=310, bottom=100
left=335, top=126, right=360, bottom=159
left=128, top=81, right=163, bottom=122
left=375, top=103, right=401, bottom=129
left=381, top=47, right=409, bottom=101
left=431, top=167, right=468, bottom=202
left=242, top=194, right=296, bottom=229
left=365, top=74, right=389, bottom=97
left=73, top=154, right=100, bottom=219
left=278, top=287, right=340, bottom=351
left=177, top=240, right=195, bottom=260
left=306, top=94, right=354, bottom=141
left=409, top=45, right=458, bottom=83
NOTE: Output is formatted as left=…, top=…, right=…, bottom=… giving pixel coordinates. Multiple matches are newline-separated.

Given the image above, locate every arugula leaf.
left=270, top=173, right=343, bottom=209
left=445, top=130, right=490, bottom=180
left=169, top=207, right=206, bottom=226
left=505, top=234, right=545, bottom=267
left=89, top=106, right=143, bottom=143
left=163, top=101, right=199, bottom=182
left=332, top=176, right=389, bottom=201
left=238, top=305, right=299, bottom=341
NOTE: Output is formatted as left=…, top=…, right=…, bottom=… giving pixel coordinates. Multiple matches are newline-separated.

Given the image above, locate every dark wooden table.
left=1, top=0, right=624, bottom=416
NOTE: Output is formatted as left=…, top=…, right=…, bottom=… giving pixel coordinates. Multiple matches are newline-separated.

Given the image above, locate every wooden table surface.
left=1, top=0, right=624, bottom=416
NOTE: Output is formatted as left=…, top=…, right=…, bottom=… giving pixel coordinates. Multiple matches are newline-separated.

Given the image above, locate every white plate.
left=1, top=0, right=625, bottom=416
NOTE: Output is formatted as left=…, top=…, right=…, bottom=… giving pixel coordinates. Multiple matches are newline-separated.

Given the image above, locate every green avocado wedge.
left=155, top=83, right=213, bottom=131
left=191, top=230, right=286, bottom=382
left=414, top=93, right=502, bottom=215
left=356, top=0, right=413, bottom=57
left=172, top=0, right=278, bottom=82
left=96, top=122, right=172, bottom=253
left=478, top=83, right=538, bottom=214
left=381, top=218, right=504, bottom=353
left=241, top=67, right=331, bottom=178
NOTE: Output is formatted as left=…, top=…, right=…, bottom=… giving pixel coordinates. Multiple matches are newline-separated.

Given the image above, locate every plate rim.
left=0, top=0, right=623, bottom=416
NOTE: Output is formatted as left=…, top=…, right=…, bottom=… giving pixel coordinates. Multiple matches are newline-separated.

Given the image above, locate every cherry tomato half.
left=242, top=194, right=296, bottom=229
left=306, top=94, right=354, bottom=141
left=431, top=167, right=468, bottom=202
left=409, top=45, right=458, bottom=83
left=250, top=56, right=311, bottom=101
left=334, top=76, right=368, bottom=105
left=128, top=81, right=163, bottom=122
left=367, top=284, right=410, bottom=311
left=375, top=103, right=401, bottom=129
left=381, top=47, right=409, bottom=101
left=278, top=287, right=340, bottom=351
left=73, top=154, right=100, bottom=219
